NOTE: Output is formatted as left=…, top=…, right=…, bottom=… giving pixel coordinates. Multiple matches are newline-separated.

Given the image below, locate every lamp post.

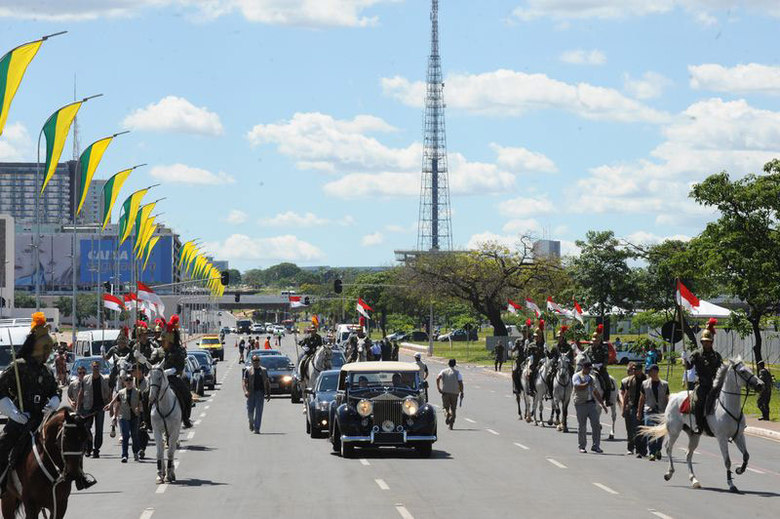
left=0, top=260, right=9, bottom=319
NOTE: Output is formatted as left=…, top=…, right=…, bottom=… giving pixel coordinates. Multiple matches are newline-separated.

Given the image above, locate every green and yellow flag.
left=136, top=222, right=157, bottom=260
left=41, top=101, right=83, bottom=193
left=133, top=202, right=157, bottom=253
left=142, top=236, right=161, bottom=271
left=102, top=168, right=132, bottom=229
left=0, top=39, right=43, bottom=136
left=77, top=135, right=116, bottom=216
left=178, top=241, right=196, bottom=270
left=118, top=188, right=149, bottom=245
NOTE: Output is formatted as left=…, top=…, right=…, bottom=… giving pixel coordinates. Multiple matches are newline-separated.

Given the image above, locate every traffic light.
left=334, top=279, right=342, bottom=294
left=103, top=281, right=111, bottom=291
left=234, top=293, right=240, bottom=303
left=304, top=296, right=310, bottom=305
left=220, top=271, right=229, bottom=286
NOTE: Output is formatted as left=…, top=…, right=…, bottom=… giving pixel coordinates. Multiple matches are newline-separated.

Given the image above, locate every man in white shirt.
left=436, top=359, right=464, bottom=430
left=572, top=361, right=607, bottom=453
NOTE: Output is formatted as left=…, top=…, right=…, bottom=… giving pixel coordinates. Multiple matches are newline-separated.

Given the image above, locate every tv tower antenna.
left=416, top=0, right=452, bottom=251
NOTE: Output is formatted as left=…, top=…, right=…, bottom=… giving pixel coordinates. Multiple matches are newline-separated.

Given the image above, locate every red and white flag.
left=123, top=293, right=138, bottom=311
left=137, top=282, right=163, bottom=305
left=356, top=298, right=373, bottom=320
left=507, top=299, right=522, bottom=314
left=103, top=293, right=124, bottom=312
left=546, top=297, right=565, bottom=316
left=572, top=299, right=584, bottom=324
left=289, top=295, right=306, bottom=308
left=525, top=298, right=541, bottom=318
left=675, top=280, right=699, bottom=311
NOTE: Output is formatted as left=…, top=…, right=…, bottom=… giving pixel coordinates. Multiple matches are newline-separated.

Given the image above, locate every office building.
left=533, top=239, right=561, bottom=260
left=0, top=161, right=77, bottom=224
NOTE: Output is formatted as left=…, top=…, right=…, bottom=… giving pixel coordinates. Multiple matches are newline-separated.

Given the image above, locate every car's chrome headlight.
left=281, top=375, right=292, bottom=382
left=317, top=401, right=330, bottom=411
left=356, top=399, right=373, bottom=417
left=402, top=397, right=419, bottom=416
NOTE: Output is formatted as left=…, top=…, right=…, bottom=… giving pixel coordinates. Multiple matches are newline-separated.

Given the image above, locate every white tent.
left=690, top=299, right=732, bottom=319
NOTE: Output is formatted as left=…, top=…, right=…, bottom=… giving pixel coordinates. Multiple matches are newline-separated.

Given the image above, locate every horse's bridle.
left=149, top=367, right=177, bottom=421
left=718, top=362, right=758, bottom=428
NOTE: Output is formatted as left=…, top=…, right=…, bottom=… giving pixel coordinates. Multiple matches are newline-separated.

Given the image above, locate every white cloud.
left=123, top=96, right=223, bottom=136
left=689, top=63, right=780, bottom=95
left=206, top=233, right=324, bottom=263
left=225, top=210, right=248, bottom=224
left=502, top=218, right=542, bottom=234
left=150, top=163, right=235, bottom=185
left=466, top=231, right=520, bottom=250
left=385, top=223, right=415, bottom=233
left=0, top=122, right=31, bottom=161
left=361, top=232, right=384, bottom=246
left=259, top=211, right=329, bottom=227
left=499, top=196, right=554, bottom=218
left=623, top=72, right=672, bottom=100
left=624, top=231, right=692, bottom=244
left=382, top=70, right=669, bottom=123
left=490, top=144, right=557, bottom=173
left=511, top=1, right=780, bottom=22
left=559, top=49, right=606, bottom=65
left=0, top=0, right=400, bottom=27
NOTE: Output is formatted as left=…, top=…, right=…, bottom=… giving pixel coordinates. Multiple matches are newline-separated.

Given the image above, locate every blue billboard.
left=79, top=236, right=173, bottom=285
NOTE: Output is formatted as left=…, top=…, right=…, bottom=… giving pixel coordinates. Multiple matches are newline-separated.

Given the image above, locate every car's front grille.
left=372, top=395, right=402, bottom=430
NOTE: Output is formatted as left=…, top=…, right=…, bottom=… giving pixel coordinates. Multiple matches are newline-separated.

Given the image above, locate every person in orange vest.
left=263, top=336, right=272, bottom=350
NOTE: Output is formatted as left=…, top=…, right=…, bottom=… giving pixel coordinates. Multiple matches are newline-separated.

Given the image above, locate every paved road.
left=63, top=334, right=780, bottom=519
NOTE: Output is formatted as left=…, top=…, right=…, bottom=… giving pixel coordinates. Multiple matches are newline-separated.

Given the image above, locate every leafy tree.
left=13, top=292, right=39, bottom=308
left=571, top=230, right=638, bottom=332
left=689, top=161, right=780, bottom=363
left=226, top=268, right=241, bottom=286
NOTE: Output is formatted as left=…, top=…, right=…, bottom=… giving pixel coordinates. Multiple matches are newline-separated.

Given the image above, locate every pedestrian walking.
left=391, top=341, right=399, bottom=361
left=436, top=359, right=463, bottom=430
left=637, top=364, right=670, bottom=460
left=414, top=352, right=429, bottom=401
left=757, top=361, right=774, bottom=421
left=78, top=361, right=112, bottom=458
left=644, top=343, right=659, bottom=372
left=238, top=339, right=246, bottom=364
left=68, top=365, right=87, bottom=412
left=264, top=336, right=272, bottom=350
left=380, top=338, right=392, bottom=361
left=494, top=341, right=505, bottom=372
left=105, top=375, right=142, bottom=462
left=619, top=363, right=647, bottom=457
left=572, top=361, right=608, bottom=453
left=370, top=339, right=382, bottom=361
left=243, top=355, right=271, bottom=434
left=130, top=364, right=150, bottom=458
left=55, top=346, right=68, bottom=386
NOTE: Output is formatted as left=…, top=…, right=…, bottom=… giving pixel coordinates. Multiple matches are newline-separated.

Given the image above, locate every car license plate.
left=270, top=383, right=279, bottom=389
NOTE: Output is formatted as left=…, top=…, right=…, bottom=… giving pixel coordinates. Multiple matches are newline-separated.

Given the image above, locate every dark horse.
left=1, top=408, right=90, bottom=519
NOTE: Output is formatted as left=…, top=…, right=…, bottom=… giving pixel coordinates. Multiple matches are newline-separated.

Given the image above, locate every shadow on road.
left=701, top=487, right=780, bottom=498
left=174, top=478, right=227, bottom=487
left=181, top=445, right=216, bottom=452
left=344, top=449, right=453, bottom=460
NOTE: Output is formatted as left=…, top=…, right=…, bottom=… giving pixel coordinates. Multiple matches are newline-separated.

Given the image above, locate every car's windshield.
left=348, top=371, right=417, bottom=390
left=317, top=373, right=338, bottom=392
left=259, top=356, right=293, bottom=370
left=201, top=338, right=220, bottom=345
left=331, top=351, right=346, bottom=368
left=0, top=345, right=20, bottom=369
left=70, top=358, right=110, bottom=376
left=91, top=340, right=115, bottom=355
left=190, top=353, right=211, bottom=367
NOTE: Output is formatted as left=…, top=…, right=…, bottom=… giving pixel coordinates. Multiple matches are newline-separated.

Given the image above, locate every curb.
left=745, top=425, right=780, bottom=442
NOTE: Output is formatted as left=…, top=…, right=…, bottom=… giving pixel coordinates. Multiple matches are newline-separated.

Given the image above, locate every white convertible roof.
left=341, top=361, right=419, bottom=373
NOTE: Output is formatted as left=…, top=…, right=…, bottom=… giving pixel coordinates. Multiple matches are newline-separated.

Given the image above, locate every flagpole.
left=34, top=128, right=42, bottom=310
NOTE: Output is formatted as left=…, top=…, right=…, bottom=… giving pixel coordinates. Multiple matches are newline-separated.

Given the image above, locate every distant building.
left=212, top=260, right=229, bottom=272
left=80, top=179, right=106, bottom=226
left=533, top=239, right=561, bottom=260
left=0, top=161, right=77, bottom=224
left=0, top=214, right=14, bottom=312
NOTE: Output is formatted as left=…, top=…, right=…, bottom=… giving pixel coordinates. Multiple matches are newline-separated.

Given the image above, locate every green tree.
left=13, top=292, right=39, bottom=308
left=689, top=161, right=780, bottom=363
left=226, top=268, right=241, bottom=286
left=571, top=230, right=638, bottom=329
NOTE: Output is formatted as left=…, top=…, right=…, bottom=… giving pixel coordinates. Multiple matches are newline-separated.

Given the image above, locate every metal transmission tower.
left=416, top=0, right=453, bottom=252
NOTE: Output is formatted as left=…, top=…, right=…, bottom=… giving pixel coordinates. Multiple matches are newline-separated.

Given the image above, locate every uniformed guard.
left=0, top=313, right=96, bottom=489
left=587, top=324, right=611, bottom=403
left=682, top=318, right=722, bottom=434
left=526, top=320, right=546, bottom=397
left=147, top=316, right=193, bottom=429
left=546, top=325, right=573, bottom=394
left=152, top=318, right=164, bottom=344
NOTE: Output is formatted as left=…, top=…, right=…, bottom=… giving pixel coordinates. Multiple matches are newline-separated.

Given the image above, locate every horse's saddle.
left=680, top=395, right=692, bottom=414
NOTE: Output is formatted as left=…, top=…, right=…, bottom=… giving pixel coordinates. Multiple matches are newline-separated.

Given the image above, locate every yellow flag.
left=0, top=39, right=43, bottom=136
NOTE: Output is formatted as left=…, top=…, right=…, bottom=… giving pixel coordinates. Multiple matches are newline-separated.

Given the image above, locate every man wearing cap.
left=638, top=364, right=669, bottom=460
left=682, top=319, right=722, bottom=434
left=572, top=360, right=608, bottom=453
left=414, top=353, right=429, bottom=401
left=437, top=359, right=464, bottom=429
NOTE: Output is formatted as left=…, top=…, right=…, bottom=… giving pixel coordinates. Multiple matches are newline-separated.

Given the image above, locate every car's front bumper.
left=342, top=430, right=437, bottom=444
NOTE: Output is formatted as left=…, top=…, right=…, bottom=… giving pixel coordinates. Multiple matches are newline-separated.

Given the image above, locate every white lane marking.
left=490, top=390, right=496, bottom=393
left=464, top=418, right=476, bottom=424
left=187, top=431, right=195, bottom=440
left=474, top=385, right=481, bottom=389
left=547, top=458, right=567, bottom=469
left=155, top=484, right=167, bottom=494
left=194, top=420, right=202, bottom=426
left=360, top=458, right=370, bottom=466
left=174, top=461, right=180, bottom=469
left=593, top=482, right=619, bottom=495
left=504, top=394, right=512, bottom=398
left=139, top=509, right=155, bottom=519
left=747, top=467, right=765, bottom=474
left=486, top=428, right=500, bottom=436
left=375, top=479, right=390, bottom=490
left=396, top=505, right=414, bottom=519
left=199, top=413, right=206, bottom=418
left=514, top=442, right=530, bottom=450
left=205, top=405, right=210, bottom=410
left=649, top=510, right=674, bottom=519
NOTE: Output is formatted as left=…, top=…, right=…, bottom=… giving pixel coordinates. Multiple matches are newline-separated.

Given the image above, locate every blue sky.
left=1, top=1, right=780, bottom=270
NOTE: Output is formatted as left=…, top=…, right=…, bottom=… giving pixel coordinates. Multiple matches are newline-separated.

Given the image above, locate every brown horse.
left=1, top=408, right=90, bottom=519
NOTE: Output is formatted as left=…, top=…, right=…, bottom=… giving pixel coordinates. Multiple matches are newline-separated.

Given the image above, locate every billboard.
left=80, top=236, right=173, bottom=285
left=15, top=233, right=73, bottom=289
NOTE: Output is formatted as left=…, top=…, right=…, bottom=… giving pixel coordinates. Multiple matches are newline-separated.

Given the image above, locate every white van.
left=75, top=329, right=121, bottom=358
left=335, top=324, right=362, bottom=345
left=0, top=326, right=29, bottom=372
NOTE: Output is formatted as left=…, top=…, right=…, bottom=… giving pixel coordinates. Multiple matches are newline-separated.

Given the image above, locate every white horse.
left=512, top=356, right=530, bottom=420
left=551, top=354, right=574, bottom=432
left=305, top=345, right=333, bottom=389
left=641, top=358, right=763, bottom=492
left=148, top=366, right=182, bottom=484
left=531, top=358, right=553, bottom=426
left=575, top=351, right=618, bottom=439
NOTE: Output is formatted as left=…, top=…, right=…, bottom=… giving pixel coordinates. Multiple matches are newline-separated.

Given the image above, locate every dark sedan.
left=258, top=355, right=295, bottom=395
left=291, top=349, right=346, bottom=403
left=304, top=369, right=339, bottom=438
left=189, top=350, right=217, bottom=390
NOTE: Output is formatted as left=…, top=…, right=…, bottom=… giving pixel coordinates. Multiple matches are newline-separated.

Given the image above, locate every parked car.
left=68, top=356, right=111, bottom=384
left=237, top=320, right=252, bottom=334
left=438, top=329, right=477, bottom=342
left=291, top=349, right=346, bottom=403
left=198, top=334, right=224, bottom=361
left=258, top=355, right=296, bottom=395
left=184, top=355, right=205, bottom=396
left=189, top=350, right=217, bottom=389
left=219, top=326, right=231, bottom=336
left=396, top=331, right=429, bottom=343
left=329, top=361, right=437, bottom=458
left=304, top=369, right=339, bottom=438
left=251, top=323, right=265, bottom=334
left=614, top=342, right=646, bottom=365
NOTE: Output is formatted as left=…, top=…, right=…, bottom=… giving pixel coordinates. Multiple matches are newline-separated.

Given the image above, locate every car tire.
left=331, top=425, right=341, bottom=452
left=291, top=386, right=301, bottom=404
left=306, top=418, right=311, bottom=435
left=197, top=379, right=205, bottom=397
left=340, top=439, right=354, bottom=458
left=414, top=442, right=433, bottom=458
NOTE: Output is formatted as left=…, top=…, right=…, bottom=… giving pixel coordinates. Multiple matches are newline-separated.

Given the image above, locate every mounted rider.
left=586, top=324, right=611, bottom=403
left=683, top=318, right=723, bottom=435
left=546, top=325, right=574, bottom=394
left=146, top=316, right=193, bottom=429
left=104, top=326, right=133, bottom=390
left=298, top=327, right=323, bottom=376
left=0, top=312, right=96, bottom=490
left=526, top=320, right=546, bottom=397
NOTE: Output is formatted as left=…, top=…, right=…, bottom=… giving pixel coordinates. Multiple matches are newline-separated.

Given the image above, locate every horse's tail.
left=638, top=413, right=667, bottom=441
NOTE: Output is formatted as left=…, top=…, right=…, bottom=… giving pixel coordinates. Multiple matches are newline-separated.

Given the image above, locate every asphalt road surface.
left=63, top=334, right=780, bottom=519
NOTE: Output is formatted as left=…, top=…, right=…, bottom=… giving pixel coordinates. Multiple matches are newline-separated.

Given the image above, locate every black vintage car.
left=304, top=369, right=339, bottom=438
left=328, top=361, right=437, bottom=458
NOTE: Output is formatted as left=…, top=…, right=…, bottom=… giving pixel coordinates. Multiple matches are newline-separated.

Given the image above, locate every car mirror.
left=304, top=388, right=314, bottom=394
